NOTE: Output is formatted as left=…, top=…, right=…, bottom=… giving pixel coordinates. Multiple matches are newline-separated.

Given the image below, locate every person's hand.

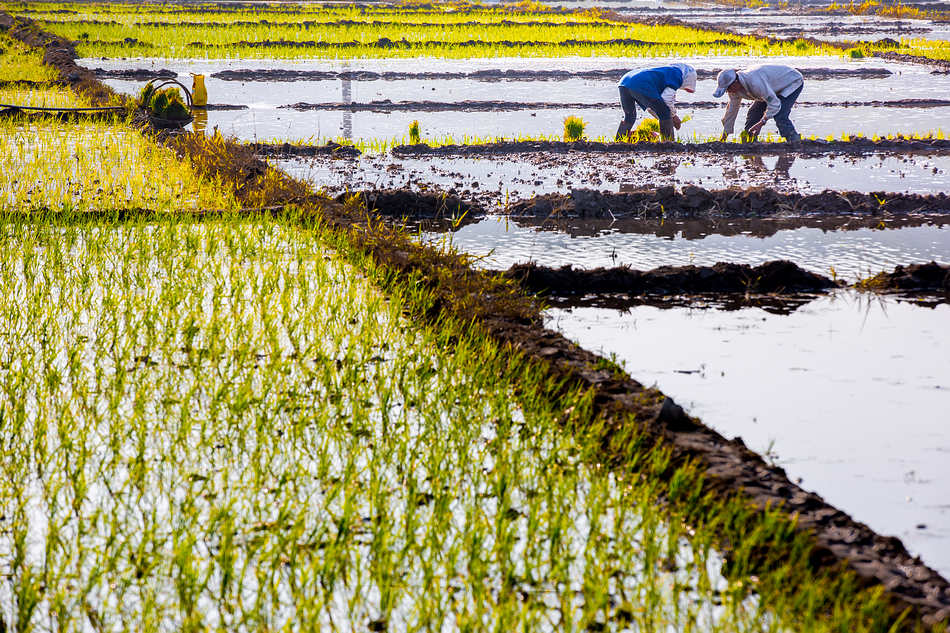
left=672, top=115, right=682, bottom=130
left=719, top=133, right=728, bottom=142
left=749, top=120, right=765, bottom=136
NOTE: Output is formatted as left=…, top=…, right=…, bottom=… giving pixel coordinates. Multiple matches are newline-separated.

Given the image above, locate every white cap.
left=713, top=69, right=737, bottom=98
left=672, top=63, right=697, bottom=92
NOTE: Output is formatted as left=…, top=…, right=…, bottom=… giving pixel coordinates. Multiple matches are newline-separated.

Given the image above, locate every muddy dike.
left=281, top=97, right=950, bottom=113
left=507, top=260, right=837, bottom=296
left=209, top=66, right=892, bottom=82
left=91, top=67, right=178, bottom=80
left=249, top=140, right=360, bottom=157
left=859, top=261, right=950, bottom=295
left=180, top=36, right=747, bottom=51
left=508, top=187, right=950, bottom=219
left=391, top=137, right=950, bottom=158
left=539, top=290, right=820, bottom=315
left=8, top=13, right=950, bottom=630
left=874, top=51, right=950, bottom=73
left=337, top=188, right=481, bottom=223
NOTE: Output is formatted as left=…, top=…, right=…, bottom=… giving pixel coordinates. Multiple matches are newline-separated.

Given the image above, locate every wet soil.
left=391, top=138, right=950, bottom=158
left=280, top=97, right=950, bottom=112
left=860, top=261, right=950, bottom=293
left=338, top=188, right=478, bottom=220
left=874, top=51, right=950, bottom=73
left=248, top=140, right=360, bottom=157
left=174, top=36, right=748, bottom=51
left=507, top=259, right=838, bottom=295
left=508, top=187, right=950, bottom=218
left=207, top=66, right=893, bottom=82
left=8, top=12, right=950, bottom=629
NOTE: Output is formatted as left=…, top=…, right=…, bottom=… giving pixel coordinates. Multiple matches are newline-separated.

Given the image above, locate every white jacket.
left=721, top=65, right=804, bottom=135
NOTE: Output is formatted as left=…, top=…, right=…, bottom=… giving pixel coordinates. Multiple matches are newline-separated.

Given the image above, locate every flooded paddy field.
left=89, top=55, right=950, bottom=143
left=5, top=0, right=950, bottom=627
left=280, top=150, right=950, bottom=205
left=547, top=292, right=950, bottom=575
left=423, top=216, right=950, bottom=282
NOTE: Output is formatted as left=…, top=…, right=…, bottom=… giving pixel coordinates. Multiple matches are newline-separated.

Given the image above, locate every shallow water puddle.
left=545, top=293, right=950, bottom=576
left=424, top=216, right=950, bottom=282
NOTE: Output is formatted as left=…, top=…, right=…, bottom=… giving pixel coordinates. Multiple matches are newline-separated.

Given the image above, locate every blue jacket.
left=618, top=66, right=685, bottom=101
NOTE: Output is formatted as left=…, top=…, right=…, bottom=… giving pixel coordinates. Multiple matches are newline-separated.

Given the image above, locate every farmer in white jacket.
left=713, top=65, right=804, bottom=143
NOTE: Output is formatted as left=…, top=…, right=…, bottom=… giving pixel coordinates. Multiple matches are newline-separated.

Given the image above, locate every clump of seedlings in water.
left=408, top=119, right=421, bottom=144
left=563, top=115, right=586, bottom=141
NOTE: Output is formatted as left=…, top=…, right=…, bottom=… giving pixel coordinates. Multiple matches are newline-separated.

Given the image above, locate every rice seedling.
left=563, top=115, right=585, bottom=141
left=0, top=32, right=56, bottom=82
left=0, top=217, right=901, bottom=632
left=408, top=119, right=421, bottom=144
left=0, top=118, right=237, bottom=212
left=845, top=47, right=865, bottom=58
left=1, top=2, right=835, bottom=60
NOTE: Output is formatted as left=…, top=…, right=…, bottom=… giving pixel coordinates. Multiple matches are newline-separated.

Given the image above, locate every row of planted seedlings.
left=1, top=1, right=845, bottom=59
left=9, top=0, right=950, bottom=61
left=1, top=13, right=944, bottom=632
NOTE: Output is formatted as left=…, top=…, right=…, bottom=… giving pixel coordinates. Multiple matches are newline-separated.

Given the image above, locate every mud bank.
left=248, top=140, right=360, bottom=157
left=337, top=188, right=478, bottom=220
left=7, top=12, right=949, bottom=629
left=859, top=261, right=950, bottom=293
left=508, top=259, right=837, bottom=295
left=391, top=137, right=950, bottom=158
left=280, top=97, right=950, bottom=112
left=208, top=66, right=892, bottom=82
left=162, top=36, right=746, bottom=51
left=509, top=187, right=950, bottom=218
left=874, top=51, right=950, bottom=73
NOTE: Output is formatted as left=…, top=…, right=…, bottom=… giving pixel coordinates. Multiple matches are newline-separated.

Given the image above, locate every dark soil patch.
left=91, top=67, right=178, bottom=80
left=209, top=66, right=891, bottom=82
left=0, top=105, right=124, bottom=122
left=859, top=261, right=950, bottom=294
left=182, top=36, right=746, bottom=50
left=248, top=140, right=360, bottom=157
left=541, top=291, right=819, bottom=314
left=508, top=187, right=950, bottom=218
left=0, top=78, right=61, bottom=88
left=338, top=188, right=480, bottom=221
left=873, top=51, right=950, bottom=73
left=280, top=98, right=950, bottom=112
left=392, top=137, right=950, bottom=157
left=507, top=260, right=838, bottom=295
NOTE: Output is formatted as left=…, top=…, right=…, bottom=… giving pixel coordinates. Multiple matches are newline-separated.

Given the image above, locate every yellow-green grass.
left=0, top=119, right=238, bottom=212
left=0, top=84, right=90, bottom=108
left=0, top=32, right=57, bottom=82
left=0, top=2, right=837, bottom=59
left=0, top=216, right=902, bottom=632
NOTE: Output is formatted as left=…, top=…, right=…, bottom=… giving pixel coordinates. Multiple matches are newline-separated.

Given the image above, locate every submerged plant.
left=563, top=115, right=586, bottom=141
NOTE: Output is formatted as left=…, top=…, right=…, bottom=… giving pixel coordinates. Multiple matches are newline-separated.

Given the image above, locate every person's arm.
left=660, top=87, right=677, bottom=119
left=744, top=73, right=781, bottom=133
left=720, top=93, right=741, bottom=140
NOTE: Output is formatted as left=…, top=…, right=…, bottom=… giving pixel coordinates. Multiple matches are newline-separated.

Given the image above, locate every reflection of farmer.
left=616, top=64, right=697, bottom=141
left=714, top=65, right=804, bottom=143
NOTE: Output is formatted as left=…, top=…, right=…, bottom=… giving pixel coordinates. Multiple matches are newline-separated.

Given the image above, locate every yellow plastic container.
left=190, top=73, right=207, bottom=107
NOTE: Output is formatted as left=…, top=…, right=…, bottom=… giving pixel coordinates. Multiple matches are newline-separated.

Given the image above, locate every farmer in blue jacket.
left=616, top=63, right=696, bottom=141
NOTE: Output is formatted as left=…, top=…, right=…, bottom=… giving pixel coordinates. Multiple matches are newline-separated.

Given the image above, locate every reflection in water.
left=342, top=62, right=353, bottom=140
left=723, top=153, right=797, bottom=182
left=547, top=293, right=950, bottom=576
left=191, top=107, right=208, bottom=134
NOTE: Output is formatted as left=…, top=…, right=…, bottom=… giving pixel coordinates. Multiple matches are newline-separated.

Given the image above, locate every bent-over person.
left=616, top=63, right=696, bottom=142
left=714, top=64, right=804, bottom=143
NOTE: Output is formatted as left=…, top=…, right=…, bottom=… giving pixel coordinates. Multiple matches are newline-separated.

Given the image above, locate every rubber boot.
left=784, top=131, right=801, bottom=144
left=659, top=118, right=675, bottom=142
left=615, top=119, right=633, bottom=141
